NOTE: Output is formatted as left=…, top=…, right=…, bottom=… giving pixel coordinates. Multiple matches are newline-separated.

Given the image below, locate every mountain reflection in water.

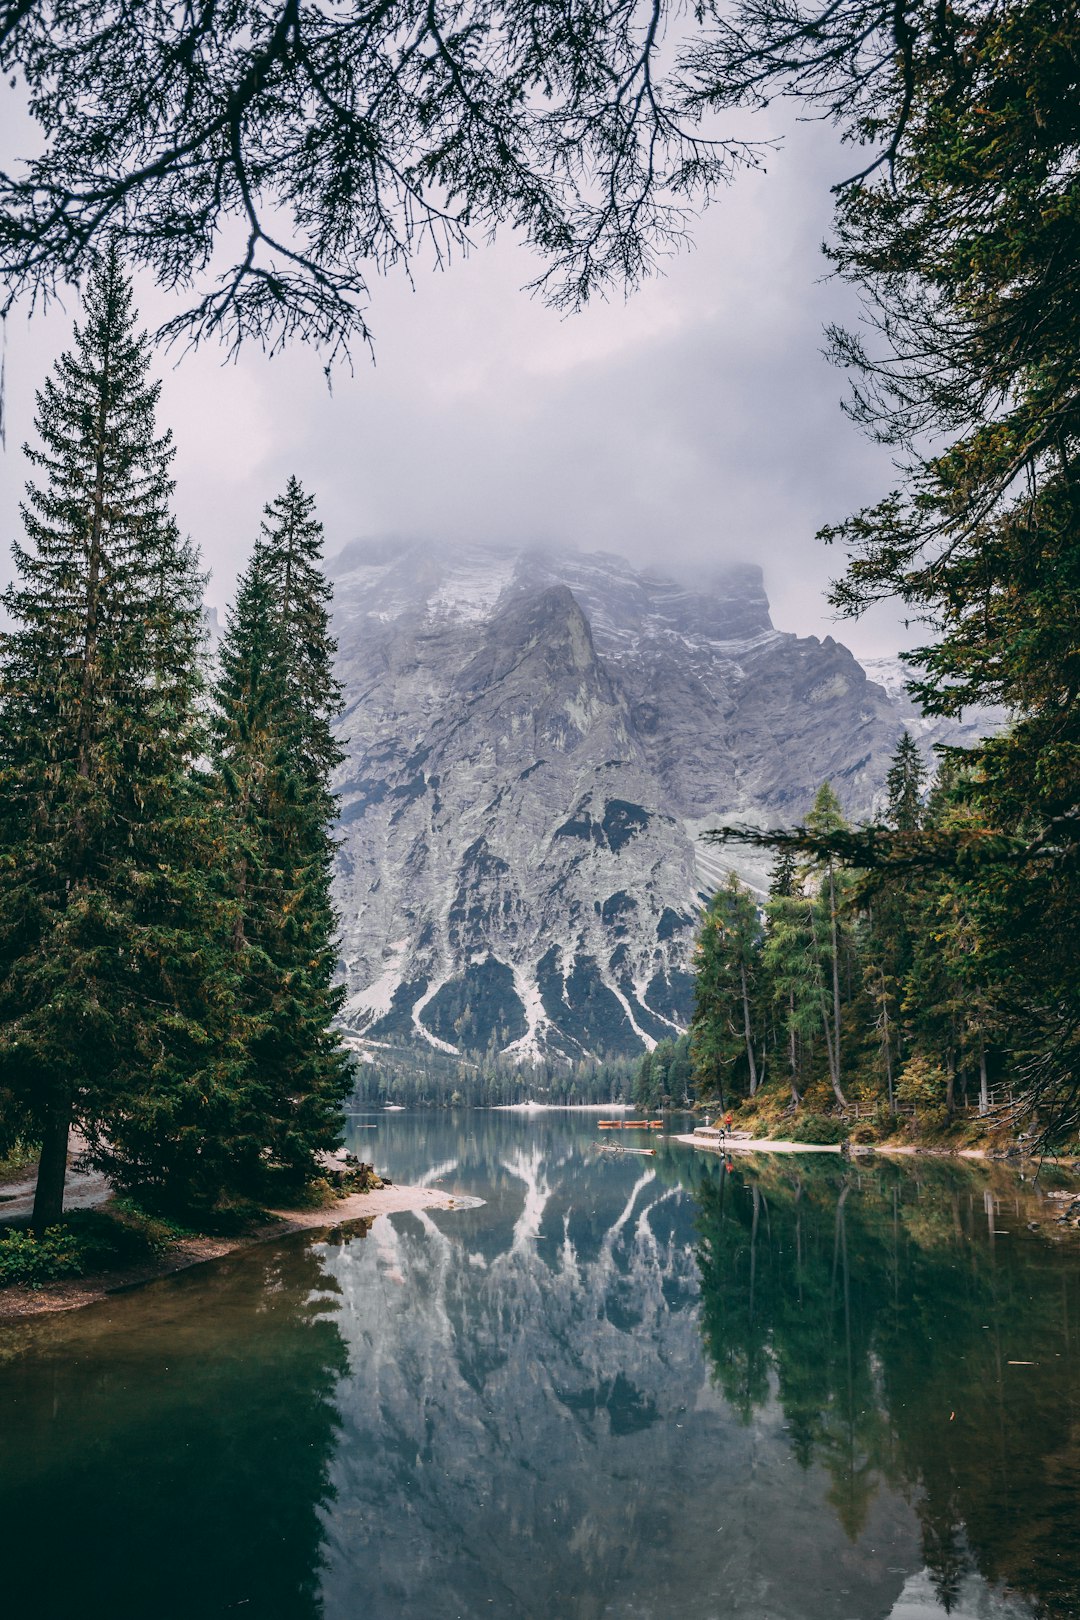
left=1, top=1112, right=1077, bottom=1620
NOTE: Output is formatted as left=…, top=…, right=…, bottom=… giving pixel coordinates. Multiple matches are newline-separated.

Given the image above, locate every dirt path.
left=0, top=1148, right=110, bottom=1223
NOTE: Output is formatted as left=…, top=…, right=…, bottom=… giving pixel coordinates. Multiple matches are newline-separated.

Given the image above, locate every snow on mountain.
left=329, top=540, right=989, bottom=1064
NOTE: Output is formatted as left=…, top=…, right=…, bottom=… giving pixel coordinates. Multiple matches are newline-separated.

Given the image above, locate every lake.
left=1, top=1112, right=1078, bottom=1620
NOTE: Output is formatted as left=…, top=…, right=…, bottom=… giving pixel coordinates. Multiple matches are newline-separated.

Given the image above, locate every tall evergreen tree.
left=858, top=732, right=930, bottom=1112
left=257, top=477, right=345, bottom=801
left=805, top=783, right=851, bottom=1108
left=0, top=248, right=216, bottom=1228
left=212, top=482, right=350, bottom=1196
left=885, top=733, right=926, bottom=832
left=692, top=872, right=764, bottom=1104
left=763, top=852, right=820, bottom=1107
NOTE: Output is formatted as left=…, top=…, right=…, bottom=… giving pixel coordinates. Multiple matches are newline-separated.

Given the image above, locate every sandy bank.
left=674, top=1133, right=844, bottom=1155
left=0, top=1182, right=482, bottom=1325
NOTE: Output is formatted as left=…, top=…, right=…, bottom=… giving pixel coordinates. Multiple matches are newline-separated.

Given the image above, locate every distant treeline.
left=351, top=1045, right=634, bottom=1109
left=632, top=1035, right=693, bottom=1114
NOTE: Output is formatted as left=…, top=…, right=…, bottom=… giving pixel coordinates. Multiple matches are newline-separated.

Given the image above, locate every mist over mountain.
left=330, top=541, right=983, bottom=1064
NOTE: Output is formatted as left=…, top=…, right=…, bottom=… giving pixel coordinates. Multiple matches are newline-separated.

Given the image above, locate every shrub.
left=849, top=1122, right=878, bottom=1145
left=793, top=1114, right=850, bottom=1145
left=896, top=1054, right=948, bottom=1111
left=0, top=1209, right=164, bottom=1289
left=908, top=1104, right=950, bottom=1136
left=335, top=1157, right=384, bottom=1194
left=0, top=1225, right=85, bottom=1288
left=0, top=1138, right=40, bottom=1181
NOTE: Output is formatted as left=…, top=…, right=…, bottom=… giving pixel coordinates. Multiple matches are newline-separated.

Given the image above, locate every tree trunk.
left=741, top=966, right=758, bottom=1096
left=76, top=309, right=112, bottom=788
left=828, top=864, right=844, bottom=1099
left=32, top=1093, right=72, bottom=1233
left=819, top=995, right=847, bottom=1108
left=880, top=970, right=895, bottom=1114
left=788, top=990, right=800, bottom=1105
left=232, top=849, right=248, bottom=949
left=979, top=1040, right=989, bottom=1116
left=945, top=1048, right=956, bottom=1114
left=810, top=898, right=846, bottom=1107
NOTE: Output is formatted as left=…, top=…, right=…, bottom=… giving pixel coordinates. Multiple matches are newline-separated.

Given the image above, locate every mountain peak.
left=329, top=538, right=980, bottom=1063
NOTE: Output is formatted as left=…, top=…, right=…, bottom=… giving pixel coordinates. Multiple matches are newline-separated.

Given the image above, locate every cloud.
left=0, top=108, right=911, bottom=655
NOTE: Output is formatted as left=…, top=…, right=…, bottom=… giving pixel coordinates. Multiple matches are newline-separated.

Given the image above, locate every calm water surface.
left=1, top=1113, right=1078, bottom=1620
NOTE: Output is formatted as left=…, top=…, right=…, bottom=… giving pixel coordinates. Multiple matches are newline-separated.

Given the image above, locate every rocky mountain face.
left=330, top=541, right=969, bottom=1062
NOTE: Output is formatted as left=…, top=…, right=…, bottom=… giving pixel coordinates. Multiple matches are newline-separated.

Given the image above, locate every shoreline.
left=0, top=1183, right=482, bottom=1325
left=673, top=1132, right=1079, bottom=1170
left=674, top=1133, right=842, bottom=1155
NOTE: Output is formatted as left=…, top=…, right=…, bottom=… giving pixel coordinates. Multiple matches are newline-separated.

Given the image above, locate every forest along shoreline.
left=0, top=1142, right=482, bottom=1324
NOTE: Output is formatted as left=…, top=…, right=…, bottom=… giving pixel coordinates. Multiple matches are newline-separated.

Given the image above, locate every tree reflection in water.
left=691, top=1154, right=1080, bottom=1619
left=1, top=1116, right=1077, bottom=1620
left=0, top=1236, right=350, bottom=1620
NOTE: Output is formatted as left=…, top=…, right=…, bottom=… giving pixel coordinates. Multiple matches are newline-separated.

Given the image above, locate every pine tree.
left=0, top=248, right=218, bottom=1228
left=764, top=853, right=820, bottom=1107
left=805, top=783, right=851, bottom=1108
left=212, top=482, right=350, bottom=1197
left=885, top=732, right=926, bottom=832
left=857, top=732, right=930, bottom=1114
left=257, top=477, right=344, bottom=800
left=633, top=1049, right=660, bottom=1114
left=691, top=872, right=764, bottom=1104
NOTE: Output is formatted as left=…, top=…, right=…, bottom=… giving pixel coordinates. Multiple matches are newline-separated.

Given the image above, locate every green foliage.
left=691, top=872, right=765, bottom=1105
left=896, top=1054, right=948, bottom=1113
left=815, top=1, right=1080, bottom=1127
left=0, top=1139, right=39, bottom=1181
left=0, top=272, right=356, bottom=1221
left=351, top=1047, right=634, bottom=1109
left=0, top=1207, right=164, bottom=1288
left=0, top=246, right=223, bottom=1226
left=691, top=4, right=1078, bottom=1134
left=792, top=1114, right=850, bottom=1145
left=0, top=1225, right=84, bottom=1287
left=885, top=732, right=925, bottom=833
left=634, top=1034, right=692, bottom=1112
left=81, top=474, right=351, bottom=1213
left=763, top=870, right=822, bottom=1104
left=691, top=752, right=1042, bottom=1141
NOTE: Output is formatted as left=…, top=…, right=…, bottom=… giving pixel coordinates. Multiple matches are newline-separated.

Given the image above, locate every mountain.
left=329, top=541, right=962, bottom=1063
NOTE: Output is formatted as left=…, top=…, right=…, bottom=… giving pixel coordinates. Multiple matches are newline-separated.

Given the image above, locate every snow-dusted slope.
left=329, top=541, right=970, bottom=1062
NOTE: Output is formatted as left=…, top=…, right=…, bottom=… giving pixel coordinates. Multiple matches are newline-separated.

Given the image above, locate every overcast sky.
left=0, top=109, right=914, bottom=658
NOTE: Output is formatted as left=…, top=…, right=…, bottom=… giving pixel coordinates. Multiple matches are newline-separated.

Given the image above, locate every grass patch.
left=0, top=1139, right=40, bottom=1183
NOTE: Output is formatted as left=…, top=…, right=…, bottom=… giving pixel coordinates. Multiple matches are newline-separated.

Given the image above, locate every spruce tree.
left=885, top=733, right=926, bottom=832
left=805, top=783, right=851, bottom=1108
left=763, top=852, right=820, bottom=1107
left=691, top=872, right=764, bottom=1104
left=0, top=248, right=217, bottom=1228
left=213, top=482, right=350, bottom=1197
left=257, top=477, right=344, bottom=801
